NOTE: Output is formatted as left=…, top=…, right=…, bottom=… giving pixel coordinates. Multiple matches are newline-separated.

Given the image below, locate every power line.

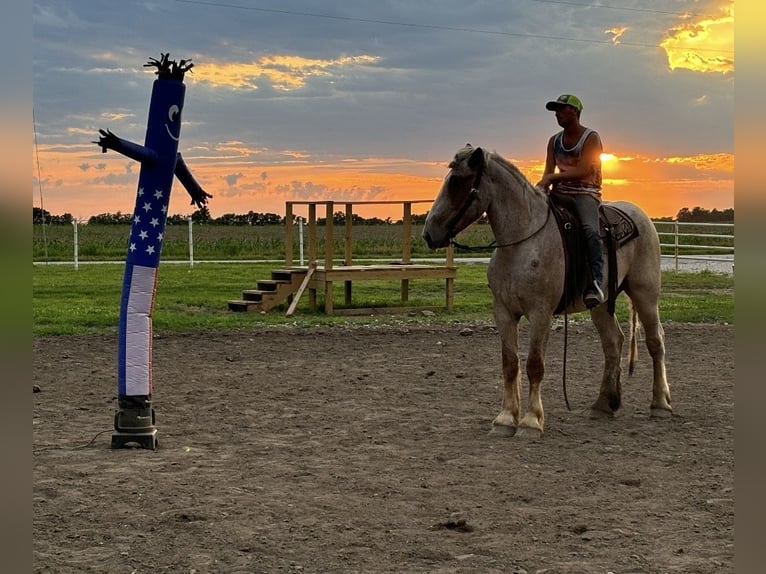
left=33, top=107, right=49, bottom=262
left=172, top=0, right=733, bottom=55
left=528, top=0, right=708, bottom=18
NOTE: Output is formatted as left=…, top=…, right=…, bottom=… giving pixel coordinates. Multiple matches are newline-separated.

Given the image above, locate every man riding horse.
left=536, top=94, right=605, bottom=309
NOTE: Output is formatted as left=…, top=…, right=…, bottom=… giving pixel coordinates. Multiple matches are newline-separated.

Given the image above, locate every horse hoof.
left=489, top=424, right=516, bottom=438
left=650, top=407, right=673, bottom=419
left=515, top=426, right=543, bottom=440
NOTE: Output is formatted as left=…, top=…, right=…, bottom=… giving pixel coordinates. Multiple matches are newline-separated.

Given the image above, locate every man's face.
left=554, top=104, right=579, bottom=127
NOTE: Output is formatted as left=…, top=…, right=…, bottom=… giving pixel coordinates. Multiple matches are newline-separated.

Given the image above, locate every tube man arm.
left=94, top=130, right=211, bottom=209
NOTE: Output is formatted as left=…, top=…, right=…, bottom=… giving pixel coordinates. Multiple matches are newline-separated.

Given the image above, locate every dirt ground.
left=33, top=321, right=734, bottom=573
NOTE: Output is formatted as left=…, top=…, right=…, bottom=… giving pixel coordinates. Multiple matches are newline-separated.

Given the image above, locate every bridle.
left=446, top=158, right=551, bottom=252
left=443, top=160, right=484, bottom=238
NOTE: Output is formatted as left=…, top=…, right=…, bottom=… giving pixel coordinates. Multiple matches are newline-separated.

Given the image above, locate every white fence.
left=37, top=219, right=735, bottom=273
left=653, top=221, right=734, bottom=272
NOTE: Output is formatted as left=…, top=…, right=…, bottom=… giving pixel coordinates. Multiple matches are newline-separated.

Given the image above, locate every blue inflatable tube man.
left=95, top=54, right=212, bottom=449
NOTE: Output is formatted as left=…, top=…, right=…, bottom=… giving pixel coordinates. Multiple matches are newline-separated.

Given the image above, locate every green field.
left=33, top=262, right=734, bottom=336
left=33, top=221, right=734, bottom=262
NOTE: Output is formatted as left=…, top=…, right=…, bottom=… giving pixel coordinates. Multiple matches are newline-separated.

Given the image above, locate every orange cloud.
left=605, top=27, right=628, bottom=44
left=660, top=1, right=734, bottom=73
left=188, top=53, right=380, bottom=91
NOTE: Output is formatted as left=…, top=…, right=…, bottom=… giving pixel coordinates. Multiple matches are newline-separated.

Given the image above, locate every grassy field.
left=33, top=221, right=734, bottom=262
left=32, top=261, right=734, bottom=336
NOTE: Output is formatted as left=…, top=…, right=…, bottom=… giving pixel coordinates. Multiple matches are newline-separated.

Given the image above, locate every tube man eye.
left=168, top=105, right=180, bottom=122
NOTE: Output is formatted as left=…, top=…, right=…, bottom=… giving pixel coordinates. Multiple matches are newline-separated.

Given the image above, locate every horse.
left=423, top=144, right=672, bottom=437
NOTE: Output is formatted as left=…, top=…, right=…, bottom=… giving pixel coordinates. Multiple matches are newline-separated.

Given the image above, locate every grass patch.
left=33, top=263, right=733, bottom=336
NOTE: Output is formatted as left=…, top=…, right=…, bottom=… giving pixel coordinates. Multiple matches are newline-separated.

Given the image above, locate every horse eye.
left=168, top=105, right=180, bottom=122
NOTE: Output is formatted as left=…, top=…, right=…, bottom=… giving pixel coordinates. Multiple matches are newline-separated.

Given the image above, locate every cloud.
left=224, top=172, right=244, bottom=186
left=605, top=27, right=628, bottom=44
left=660, top=1, right=734, bottom=74
left=190, top=53, right=380, bottom=91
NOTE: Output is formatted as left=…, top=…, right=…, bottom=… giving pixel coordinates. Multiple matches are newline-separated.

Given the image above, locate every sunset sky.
left=33, top=0, right=733, bottom=222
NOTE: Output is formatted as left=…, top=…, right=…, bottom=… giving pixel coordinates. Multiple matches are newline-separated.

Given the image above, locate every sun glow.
left=660, top=0, right=734, bottom=73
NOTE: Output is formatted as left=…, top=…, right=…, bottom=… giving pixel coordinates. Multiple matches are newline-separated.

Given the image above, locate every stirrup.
left=584, top=280, right=605, bottom=308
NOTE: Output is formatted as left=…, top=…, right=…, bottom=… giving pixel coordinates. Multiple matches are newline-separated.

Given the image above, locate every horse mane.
left=487, top=151, right=547, bottom=200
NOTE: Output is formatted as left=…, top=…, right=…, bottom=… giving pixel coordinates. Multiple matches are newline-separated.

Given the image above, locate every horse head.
left=423, top=144, right=489, bottom=249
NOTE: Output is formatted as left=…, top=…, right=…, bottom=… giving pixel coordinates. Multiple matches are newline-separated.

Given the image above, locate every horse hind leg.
left=627, top=289, right=672, bottom=417
left=589, top=306, right=625, bottom=418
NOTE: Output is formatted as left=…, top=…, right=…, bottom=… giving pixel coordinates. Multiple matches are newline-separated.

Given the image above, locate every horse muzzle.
left=422, top=228, right=451, bottom=250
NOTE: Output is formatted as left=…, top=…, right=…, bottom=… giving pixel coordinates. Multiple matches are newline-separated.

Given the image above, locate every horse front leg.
left=589, top=306, right=625, bottom=417
left=490, top=313, right=521, bottom=437
left=517, top=315, right=553, bottom=436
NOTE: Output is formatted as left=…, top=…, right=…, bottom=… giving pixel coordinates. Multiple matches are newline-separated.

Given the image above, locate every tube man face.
left=166, top=103, right=182, bottom=141
left=144, top=77, right=186, bottom=158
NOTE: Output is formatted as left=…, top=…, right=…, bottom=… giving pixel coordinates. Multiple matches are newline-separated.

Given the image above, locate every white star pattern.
left=127, top=186, right=167, bottom=267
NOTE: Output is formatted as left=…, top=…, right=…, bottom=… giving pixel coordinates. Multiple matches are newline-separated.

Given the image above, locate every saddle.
left=549, top=192, right=639, bottom=315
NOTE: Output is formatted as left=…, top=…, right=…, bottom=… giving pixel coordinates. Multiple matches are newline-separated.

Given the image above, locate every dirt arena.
left=33, top=321, right=733, bottom=573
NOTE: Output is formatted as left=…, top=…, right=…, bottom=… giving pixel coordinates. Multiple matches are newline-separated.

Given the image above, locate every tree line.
left=33, top=205, right=732, bottom=226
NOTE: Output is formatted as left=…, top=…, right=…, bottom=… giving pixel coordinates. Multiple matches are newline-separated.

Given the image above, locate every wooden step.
left=228, top=299, right=263, bottom=312
left=256, top=279, right=291, bottom=292
left=241, top=290, right=264, bottom=302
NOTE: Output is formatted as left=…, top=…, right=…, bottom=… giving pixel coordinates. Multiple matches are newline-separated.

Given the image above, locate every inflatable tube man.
left=95, top=54, right=212, bottom=449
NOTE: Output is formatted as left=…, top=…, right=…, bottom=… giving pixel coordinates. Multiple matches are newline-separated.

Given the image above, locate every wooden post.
left=308, top=203, right=317, bottom=312
left=324, top=202, right=334, bottom=314
left=445, top=244, right=455, bottom=310
left=344, top=202, right=353, bottom=305
left=401, top=202, right=412, bottom=302
left=285, top=202, right=294, bottom=266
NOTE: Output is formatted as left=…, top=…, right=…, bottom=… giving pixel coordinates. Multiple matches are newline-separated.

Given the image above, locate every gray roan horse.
left=423, top=144, right=672, bottom=437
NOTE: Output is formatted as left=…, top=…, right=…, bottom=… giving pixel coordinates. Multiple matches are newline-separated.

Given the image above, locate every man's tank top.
left=553, top=128, right=602, bottom=196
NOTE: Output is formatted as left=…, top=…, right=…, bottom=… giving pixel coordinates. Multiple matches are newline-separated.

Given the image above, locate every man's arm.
left=536, top=136, right=557, bottom=190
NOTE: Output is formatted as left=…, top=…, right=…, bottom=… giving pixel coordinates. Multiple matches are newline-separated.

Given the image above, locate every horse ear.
left=468, top=147, right=484, bottom=171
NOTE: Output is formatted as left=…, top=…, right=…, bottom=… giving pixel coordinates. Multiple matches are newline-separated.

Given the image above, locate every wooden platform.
left=228, top=199, right=457, bottom=315
left=228, top=263, right=456, bottom=315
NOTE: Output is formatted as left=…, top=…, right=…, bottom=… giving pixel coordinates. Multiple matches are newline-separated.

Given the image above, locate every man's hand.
left=536, top=173, right=555, bottom=192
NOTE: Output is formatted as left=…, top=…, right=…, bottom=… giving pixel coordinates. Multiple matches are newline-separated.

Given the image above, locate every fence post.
left=674, top=220, right=679, bottom=272
left=188, top=216, right=194, bottom=268
left=72, top=219, right=79, bottom=270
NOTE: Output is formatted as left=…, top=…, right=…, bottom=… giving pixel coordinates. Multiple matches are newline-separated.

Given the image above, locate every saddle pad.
left=601, top=205, right=639, bottom=246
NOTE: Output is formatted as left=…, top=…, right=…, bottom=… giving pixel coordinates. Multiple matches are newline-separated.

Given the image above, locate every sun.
left=600, top=153, right=617, bottom=164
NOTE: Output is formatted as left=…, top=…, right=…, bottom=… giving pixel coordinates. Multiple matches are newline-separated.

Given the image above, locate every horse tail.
left=628, top=301, right=639, bottom=376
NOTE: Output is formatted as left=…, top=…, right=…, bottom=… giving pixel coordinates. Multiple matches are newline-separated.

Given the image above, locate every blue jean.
left=570, top=193, right=604, bottom=286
